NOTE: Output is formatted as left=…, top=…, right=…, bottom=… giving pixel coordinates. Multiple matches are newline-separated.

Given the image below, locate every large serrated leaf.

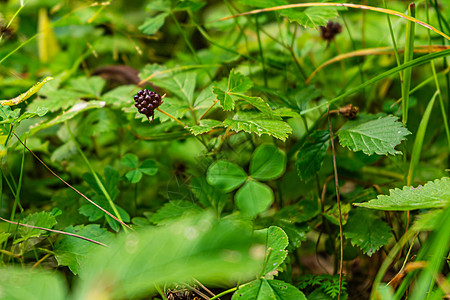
left=224, top=112, right=292, bottom=141
left=343, top=209, right=392, bottom=256
left=188, top=119, right=223, bottom=135
left=354, top=177, right=450, bottom=211
left=213, top=69, right=253, bottom=110
left=232, top=279, right=307, bottom=300
left=255, top=226, right=289, bottom=276
left=281, top=7, right=339, bottom=28
left=296, top=130, right=330, bottom=182
left=337, top=115, right=411, bottom=155
left=15, top=211, right=57, bottom=244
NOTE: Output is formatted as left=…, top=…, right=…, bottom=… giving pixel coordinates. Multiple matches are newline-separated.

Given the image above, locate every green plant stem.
left=9, top=144, right=25, bottom=224
left=154, top=284, right=168, bottom=300
left=383, top=0, right=402, bottom=81
left=209, top=286, right=240, bottom=300
left=426, top=0, right=450, bottom=152
left=66, top=123, right=128, bottom=232
left=169, top=12, right=213, bottom=81
left=407, top=90, right=438, bottom=185
left=255, top=15, right=268, bottom=87
left=361, top=166, right=404, bottom=181
left=401, top=3, right=415, bottom=125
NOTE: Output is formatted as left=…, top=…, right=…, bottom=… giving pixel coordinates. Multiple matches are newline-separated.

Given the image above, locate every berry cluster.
left=134, top=89, right=162, bottom=120
left=320, top=21, right=342, bottom=42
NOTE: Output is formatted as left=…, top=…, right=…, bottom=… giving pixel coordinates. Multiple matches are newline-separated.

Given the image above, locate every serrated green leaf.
left=281, top=7, right=339, bottom=28
left=74, top=213, right=262, bottom=299
left=14, top=107, right=48, bottom=124
left=0, top=77, right=54, bottom=106
left=224, top=116, right=292, bottom=141
left=213, top=86, right=234, bottom=110
left=337, top=115, right=411, bottom=155
left=101, top=85, right=136, bottom=108
left=188, top=119, right=223, bottom=135
left=54, top=224, right=114, bottom=275
left=235, top=181, right=273, bottom=218
left=296, top=130, right=330, bottom=182
left=150, top=200, right=203, bottom=225
left=344, top=209, right=392, bottom=256
left=234, top=94, right=278, bottom=117
left=139, top=12, right=169, bottom=35
left=0, top=267, right=67, bottom=300
left=15, top=211, right=57, bottom=244
left=213, top=70, right=253, bottom=111
left=67, top=76, right=106, bottom=98
left=121, top=153, right=139, bottom=168
left=27, top=90, right=83, bottom=112
left=250, top=144, right=286, bottom=181
left=354, top=177, right=450, bottom=210
left=207, top=160, right=247, bottom=192
left=232, top=279, right=307, bottom=300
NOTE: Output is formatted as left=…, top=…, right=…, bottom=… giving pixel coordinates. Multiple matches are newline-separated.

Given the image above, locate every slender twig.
left=156, top=108, right=187, bottom=127
left=13, top=133, right=133, bottom=231
left=31, top=253, right=52, bottom=270
left=199, top=99, right=219, bottom=120
left=0, top=216, right=107, bottom=247
left=327, top=104, right=343, bottom=300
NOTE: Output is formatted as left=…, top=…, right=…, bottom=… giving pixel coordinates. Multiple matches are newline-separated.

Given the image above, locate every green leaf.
left=213, top=69, right=253, bottom=110
left=73, top=213, right=262, bottom=300
left=27, top=90, right=83, bottom=112
left=0, top=267, right=67, bottom=300
left=14, top=107, right=48, bottom=124
left=207, top=160, right=247, bottom=192
left=139, top=12, right=169, bottom=35
left=237, top=0, right=287, bottom=8
left=234, top=94, right=278, bottom=117
left=121, top=153, right=139, bottom=168
left=337, top=115, right=411, bottom=156
left=344, top=209, right=392, bottom=256
left=232, top=279, right=307, bottom=300
left=0, top=77, right=54, bottom=106
left=190, top=176, right=228, bottom=215
left=150, top=200, right=203, bottom=225
left=213, top=86, right=234, bottom=111
left=139, top=159, right=158, bottom=176
left=250, top=144, right=286, bottom=181
left=188, top=119, right=223, bottom=135
left=235, top=181, right=274, bottom=218
left=101, top=85, right=136, bottom=108
left=29, top=101, right=106, bottom=135
left=224, top=112, right=292, bottom=141
left=126, top=169, right=142, bottom=183
left=15, top=211, right=57, bottom=244
left=354, top=177, right=450, bottom=211
left=67, top=76, right=106, bottom=98
left=54, top=224, right=114, bottom=275
left=255, top=226, right=288, bottom=276
left=281, top=7, right=339, bottom=28
left=296, top=130, right=330, bottom=182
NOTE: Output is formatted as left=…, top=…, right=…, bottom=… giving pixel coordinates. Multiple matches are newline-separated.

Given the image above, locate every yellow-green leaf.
left=0, top=77, right=54, bottom=106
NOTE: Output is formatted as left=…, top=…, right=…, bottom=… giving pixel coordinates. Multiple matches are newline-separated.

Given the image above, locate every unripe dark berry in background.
left=320, top=21, right=342, bottom=42
left=133, top=89, right=163, bottom=120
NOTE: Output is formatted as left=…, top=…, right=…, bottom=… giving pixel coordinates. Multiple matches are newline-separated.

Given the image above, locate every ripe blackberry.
left=320, top=21, right=342, bottom=42
left=134, top=89, right=163, bottom=121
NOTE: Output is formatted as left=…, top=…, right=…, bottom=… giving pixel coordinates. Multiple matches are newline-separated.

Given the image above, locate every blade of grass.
left=407, top=90, right=438, bottom=185
left=426, top=0, right=450, bottom=152
left=300, top=48, right=450, bottom=115
left=217, top=3, right=450, bottom=42
left=383, top=0, right=402, bottom=81
left=65, top=123, right=128, bottom=232
left=402, top=3, right=416, bottom=125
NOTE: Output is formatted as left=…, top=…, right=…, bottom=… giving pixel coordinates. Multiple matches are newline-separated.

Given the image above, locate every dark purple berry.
left=133, top=89, right=163, bottom=120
